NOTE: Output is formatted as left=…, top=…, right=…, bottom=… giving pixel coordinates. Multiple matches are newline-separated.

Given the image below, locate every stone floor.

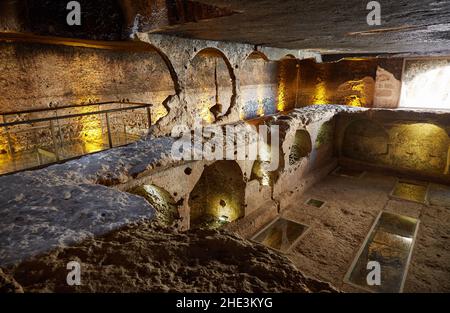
left=266, top=170, right=450, bottom=293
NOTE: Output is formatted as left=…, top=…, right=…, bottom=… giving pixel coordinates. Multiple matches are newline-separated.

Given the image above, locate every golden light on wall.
left=0, top=129, right=10, bottom=171
left=79, top=104, right=104, bottom=153
left=0, top=131, right=7, bottom=155
left=343, top=119, right=450, bottom=175
left=153, top=105, right=168, bottom=123
left=69, top=53, right=106, bottom=153
left=198, top=98, right=215, bottom=124
left=277, top=83, right=286, bottom=112
left=349, top=79, right=371, bottom=107
left=211, top=195, right=242, bottom=222
left=313, top=81, right=329, bottom=105
left=277, top=64, right=287, bottom=111
left=83, top=139, right=104, bottom=154
left=397, top=123, right=447, bottom=139
left=345, top=95, right=363, bottom=107
left=336, top=77, right=374, bottom=107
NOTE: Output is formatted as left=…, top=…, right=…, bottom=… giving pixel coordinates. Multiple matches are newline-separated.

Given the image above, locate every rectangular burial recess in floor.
left=251, top=218, right=309, bottom=253
left=391, top=179, right=429, bottom=204
left=427, top=184, right=450, bottom=207
left=344, top=211, right=420, bottom=293
left=305, top=198, right=325, bottom=208
left=332, top=167, right=366, bottom=178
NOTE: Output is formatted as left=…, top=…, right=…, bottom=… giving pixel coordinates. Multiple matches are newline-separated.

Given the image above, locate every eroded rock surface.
left=0, top=268, right=23, bottom=293
left=10, top=222, right=337, bottom=293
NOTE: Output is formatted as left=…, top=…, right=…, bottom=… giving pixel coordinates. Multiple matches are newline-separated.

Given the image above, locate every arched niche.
left=315, top=120, right=335, bottom=149
left=138, top=44, right=179, bottom=124
left=240, top=51, right=277, bottom=120
left=281, top=54, right=297, bottom=60
left=240, top=51, right=298, bottom=120
left=289, top=130, right=312, bottom=166
left=390, top=123, right=449, bottom=174
left=189, top=161, right=245, bottom=229
left=342, top=120, right=450, bottom=174
left=185, top=48, right=236, bottom=123
left=342, top=119, right=389, bottom=163
left=128, top=184, right=180, bottom=227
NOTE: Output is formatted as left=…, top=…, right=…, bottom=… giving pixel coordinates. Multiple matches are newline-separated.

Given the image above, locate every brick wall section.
left=373, top=66, right=402, bottom=108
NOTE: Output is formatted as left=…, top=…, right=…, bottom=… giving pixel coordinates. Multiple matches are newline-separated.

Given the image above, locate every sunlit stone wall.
left=400, top=58, right=450, bottom=110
